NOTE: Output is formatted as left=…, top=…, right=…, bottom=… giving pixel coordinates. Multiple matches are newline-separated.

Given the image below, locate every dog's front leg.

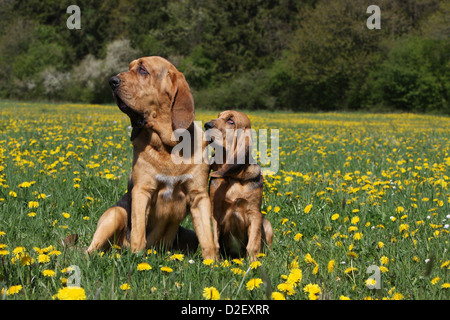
left=246, top=211, right=263, bottom=261
left=190, top=192, right=218, bottom=260
left=130, top=186, right=152, bottom=252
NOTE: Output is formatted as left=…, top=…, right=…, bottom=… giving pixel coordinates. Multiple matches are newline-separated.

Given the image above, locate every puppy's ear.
left=210, top=128, right=252, bottom=178
left=169, top=71, right=195, bottom=130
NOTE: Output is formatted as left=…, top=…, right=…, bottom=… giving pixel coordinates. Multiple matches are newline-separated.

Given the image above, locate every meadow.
left=0, top=100, right=449, bottom=300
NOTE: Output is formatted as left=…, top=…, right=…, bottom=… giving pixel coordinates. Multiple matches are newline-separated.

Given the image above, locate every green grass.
left=0, top=100, right=449, bottom=300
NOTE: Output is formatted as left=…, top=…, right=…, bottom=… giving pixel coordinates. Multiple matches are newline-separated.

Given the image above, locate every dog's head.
left=204, top=110, right=254, bottom=178
left=109, top=56, right=194, bottom=145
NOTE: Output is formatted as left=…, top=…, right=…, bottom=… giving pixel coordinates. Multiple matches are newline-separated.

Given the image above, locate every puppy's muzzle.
left=204, top=121, right=214, bottom=130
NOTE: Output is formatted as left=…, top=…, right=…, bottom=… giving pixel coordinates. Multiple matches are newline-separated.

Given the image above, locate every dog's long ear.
left=169, top=71, right=195, bottom=130
left=210, top=128, right=252, bottom=178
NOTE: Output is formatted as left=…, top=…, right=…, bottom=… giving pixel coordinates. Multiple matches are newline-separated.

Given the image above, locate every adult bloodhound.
left=87, top=56, right=217, bottom=260
left=204, top=110, right=273, bottom=260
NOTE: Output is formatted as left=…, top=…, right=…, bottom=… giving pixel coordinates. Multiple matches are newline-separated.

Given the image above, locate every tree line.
left=0, top=0, right=448, bottom=113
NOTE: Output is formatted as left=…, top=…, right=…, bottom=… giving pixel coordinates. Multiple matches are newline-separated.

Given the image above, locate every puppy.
left=204, top=110, right=273, bottom=260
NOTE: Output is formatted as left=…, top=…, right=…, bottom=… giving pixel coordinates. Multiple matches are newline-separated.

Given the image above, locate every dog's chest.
left=223, top=179, right=247, bottom=202
left=155, top=174, right=193, bottom=200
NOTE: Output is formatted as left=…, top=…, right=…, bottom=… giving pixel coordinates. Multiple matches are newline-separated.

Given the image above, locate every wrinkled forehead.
left=128, top=56, right=174, bottom=72
left=217, top=110, right=233, bottom=119
left=218, top=110, right=251, bottom=128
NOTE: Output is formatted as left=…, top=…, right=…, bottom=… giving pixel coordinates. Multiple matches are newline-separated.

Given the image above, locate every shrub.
left=64, top=39, right=138, bottom=103
left=367, top=36, right=450, bottom=113
left=194, top=69, right=275, bottom=110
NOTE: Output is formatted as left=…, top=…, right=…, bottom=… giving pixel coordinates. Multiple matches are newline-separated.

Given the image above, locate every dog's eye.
left=227, top=118, right=234, bottom=125
left=138, top=66, right=148, bottom=75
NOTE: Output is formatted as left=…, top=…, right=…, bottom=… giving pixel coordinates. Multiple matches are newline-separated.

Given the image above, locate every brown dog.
left=87, top=56, right=217, bottom=260
left=204, top=110, right=273, bottom=260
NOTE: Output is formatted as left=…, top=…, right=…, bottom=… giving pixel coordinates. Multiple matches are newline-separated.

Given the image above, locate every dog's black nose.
left=204, top=121, right=215, bottom=130
left=109, top=76, right=121, bottom=89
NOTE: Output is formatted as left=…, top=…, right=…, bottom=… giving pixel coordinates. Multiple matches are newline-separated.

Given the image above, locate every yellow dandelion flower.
left=49, top=250, right=61, bottom=256
left=294, top=233, right=303, bottom=241
left=303, top=283, right=321, bottom=300
left=38, top=254, right=50, bottom=263
left=221, top=260, right=231, bottom=267
left=246, top=278, right=263, bottom=291
left=62, top=212, right=70, bottom=219
left=395, top=206, right=405, bottom=213
left=5, top=285, right=23, bottom=296
left=365, top=278, right=377, bottom=287
left=54, top=286, right=86, bottom=300
left=250, top=261, right=261, bottom=269
left=304, top=253, right=316, bottom=265
left=441, top=261, right=450, bottom=269
left=18, top=181, right=33, bottom=188
left=14, top=253, right=35, bottom=266
left=137, top=262, right=152, bottom=271
left=304, top=204, right=312, bottom=214
left=28, top=201, right=39, bottom=209
left=344, top=267, right=358, bottom=274
left=231, top=268, right=243, bottom=275
left=105, top=173, right=116, bottom=180
left=353, top=232, right=363, bottom=240
left=399, top=223, right=409, bottom=233
left=120, top=283, right=131, bottom=291
left=331, top=213, right=339, bottom=220
left=286, top=268, right=302, bottom=287
left=202, top=287, right=220, bottom=300
left=380, top=256, right=389, bottom=265
left=271, top=291, right=286, bottom=300
left=203, top=259, right=215, bottom=266
left=431, top=277, right=440, bottom=285
left=312, top=264, right=319, bottom=274
left=160, top=266, right=173, bottom=273
left=380, top=266, right=389, bottom=273
left=43, top=269, right=56, bottom=277
left=289, top=258, right=299, bottom=269
left=274, top=206, right=281, bottom=213
left=327, top=260, right=335, bottom=273
left=392, top=292, right=404, bottom=300
left=169, top=253, right=184, bottom=261
left=277, top=282, right=296, bottom=295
